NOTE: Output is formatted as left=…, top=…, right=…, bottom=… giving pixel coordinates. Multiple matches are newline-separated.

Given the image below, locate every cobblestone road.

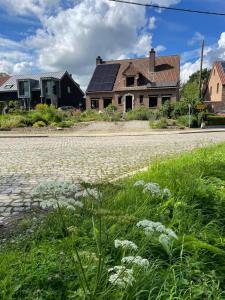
left=1, top=132, right=225, bottom=223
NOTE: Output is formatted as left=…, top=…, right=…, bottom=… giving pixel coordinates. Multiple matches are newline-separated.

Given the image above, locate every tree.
left=180, top=68, right=211, bottom=103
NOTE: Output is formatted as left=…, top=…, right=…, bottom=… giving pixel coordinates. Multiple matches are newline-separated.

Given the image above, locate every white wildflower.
left=108, top=266, right=135, bottom=288
left=143, top=183, right=161, bottom=195
left=159, top=233, right=170, bottom=245
left=137, top=219, right=178, bottom=240
left=114, top=240, right=138, bottom=251
left=83, top=188, right=102, bottom=200
left=121, top=256, right=149, bottom=268
left=166, top=228, right=178, bottom=240
left=162, top=188, right=172, bottom=198
left=133, top=180, right=145, bottom=187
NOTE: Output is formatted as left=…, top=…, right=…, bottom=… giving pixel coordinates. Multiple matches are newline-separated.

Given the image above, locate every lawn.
left=1, top=143, right=225, bottom=299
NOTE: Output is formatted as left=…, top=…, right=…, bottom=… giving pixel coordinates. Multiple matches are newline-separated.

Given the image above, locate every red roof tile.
left=0, top=76, right=10, bottom=87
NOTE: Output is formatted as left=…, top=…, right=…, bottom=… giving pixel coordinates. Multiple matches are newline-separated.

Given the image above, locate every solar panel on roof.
left=87, top=64, right=120, bottom=92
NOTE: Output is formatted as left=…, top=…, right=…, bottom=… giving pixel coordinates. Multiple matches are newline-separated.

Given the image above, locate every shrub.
left=177, top=115, right=198, bottom=128
left=206, top=115, right=225, bottom=126
left=80, top=109, right=103, bottom=122
left=149, top=118, right=168, bottom=129
left=0, top=115, right=26, bottom=129
left=125, top=107, right=154, bottom=121
left=57, top=120, right=74, bottom=128
left=158, top=100, right=173, bottom=118
left=33, top=121, right=46, bottom=127
left=35, top=103, right=49, bottom=111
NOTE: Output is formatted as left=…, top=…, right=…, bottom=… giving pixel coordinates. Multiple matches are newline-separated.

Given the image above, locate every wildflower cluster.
left=108, top=266, right=134, bottom=288
left=108, top=239, right=149, bottom=288
left=114, top=239, right=138, bottom=251
left=133, top=180, right=171, bottom=199
left=83, top=188, right=102, bottom=200
left=121, top=256, right=149, bottom=268
left=137, top=220, right=178, bottom=240
left=32, top=181, right=83, bottom=210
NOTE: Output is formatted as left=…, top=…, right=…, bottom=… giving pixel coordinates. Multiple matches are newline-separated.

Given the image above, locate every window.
left=104, top=98, right=112, bottom=108
left=91, top=99, right=99, bottom=109
left=18, top=81, right=30, bottom=98
left=210, top=86, right=212, bottom=96
left=4, top=84, right=14, bottom=89
left=162, top=96, right=171, bottom=105
left=118, top=96, right=122, bottom=105
left=149, top=96, right=158, bottom=108
left=67, top=86, right=71, bottom=94
left=126, top=76, right=135, bottom=87
left=217, top=83, right=220, bottom=94
left=139, top=95, right=144, bottom=105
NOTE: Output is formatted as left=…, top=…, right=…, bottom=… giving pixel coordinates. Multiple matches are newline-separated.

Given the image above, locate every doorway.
left=125, top=95, right=133, bottom=112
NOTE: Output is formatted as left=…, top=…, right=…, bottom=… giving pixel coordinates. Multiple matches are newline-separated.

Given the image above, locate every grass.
left=1, top=144, right=225, bottom=299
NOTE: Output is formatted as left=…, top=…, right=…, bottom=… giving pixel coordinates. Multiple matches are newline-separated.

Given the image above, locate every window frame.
left=126, top=76, right=135, bottom=87
left=91, top=98, right=99, bottom=110
left=149, top=96, right=158, bottom=108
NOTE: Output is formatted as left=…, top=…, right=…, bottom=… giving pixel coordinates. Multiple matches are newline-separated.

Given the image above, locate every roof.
left=215, top=61, right=225, bottom=85
left=0, top=75, right=10, bottom=87
left=87, top=54, right=180, bottom=93
left=0, top=71, right=66, bottom=92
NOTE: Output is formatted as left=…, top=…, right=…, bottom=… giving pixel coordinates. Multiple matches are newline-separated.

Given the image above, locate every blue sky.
left=0, top=0, right=225, bottom=88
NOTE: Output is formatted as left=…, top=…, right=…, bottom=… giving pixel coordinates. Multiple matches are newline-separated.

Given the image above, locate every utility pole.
left=199, top=39, right=205, bottom=100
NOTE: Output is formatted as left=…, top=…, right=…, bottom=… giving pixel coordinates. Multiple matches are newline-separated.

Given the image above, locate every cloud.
left=188, top=32, right=204, bottom=46
left=149, top=17, right=156, bottom=30
left=181, top=32, right=225, bottom=83
left=0, top=0, right=180, bottom=89
left=0, top=0, right=60, bottom=17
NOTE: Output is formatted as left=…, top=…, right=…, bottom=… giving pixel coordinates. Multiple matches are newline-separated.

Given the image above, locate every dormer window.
left=4, top=84, right=14, bottom=89
left=126, top=76, right=135, bottom=87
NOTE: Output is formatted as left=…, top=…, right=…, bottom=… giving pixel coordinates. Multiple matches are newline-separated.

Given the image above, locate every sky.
left=0, top=0, right=225, bottom=90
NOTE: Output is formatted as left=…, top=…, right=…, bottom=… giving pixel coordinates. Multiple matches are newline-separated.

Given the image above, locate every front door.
left=125, top=96, right=133, bottom=112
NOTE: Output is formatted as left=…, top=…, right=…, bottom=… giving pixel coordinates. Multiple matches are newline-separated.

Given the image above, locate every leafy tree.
left=180, top=68, right=211, bottom=103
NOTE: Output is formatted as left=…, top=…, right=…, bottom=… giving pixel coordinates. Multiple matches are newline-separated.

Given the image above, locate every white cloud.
left=0, top=0, right=60, bottom=16
left=149, top=17, right=156, bottom=30
left=188, top=32, right=204, bottom=46
left=181, top=32, right=225, bottom=83
left=0, top=0, right=180, bottom=89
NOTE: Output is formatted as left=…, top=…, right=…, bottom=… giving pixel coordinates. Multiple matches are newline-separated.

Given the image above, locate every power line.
left=109, top=0, right=225, bottom=16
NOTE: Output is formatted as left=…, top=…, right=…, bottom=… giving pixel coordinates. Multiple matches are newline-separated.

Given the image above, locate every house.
left=86, top=49, right=180, bottom=113
left=0, top=75, right=10, bottom=87
left=204, top=61, right=225, bottom=112
left=0, top=71, right=84, bottom=109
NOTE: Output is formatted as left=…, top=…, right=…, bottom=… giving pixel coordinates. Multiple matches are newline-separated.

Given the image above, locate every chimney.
left=96, top=56, right=103, bottom=65
left=149, top=48, right=155, bottom=72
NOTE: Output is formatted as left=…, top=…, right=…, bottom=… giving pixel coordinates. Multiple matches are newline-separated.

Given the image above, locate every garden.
left=1, top=143, right=225, bottom=299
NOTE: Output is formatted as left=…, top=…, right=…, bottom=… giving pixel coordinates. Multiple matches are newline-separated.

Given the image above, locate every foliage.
left=33, top=120, right=46, bottom=127
left=176, top=115, right=198, bottom=128
left=1, top=144, right=225, bottom=298
left=206, top=115, right=225, bottom=126
left=0, top=115, right=27, bottom=129
left=125, top=107, right=155, bottom=121
left=149, top=118, right=168, bottom=129
left=57, top=120, right=75, bottom=128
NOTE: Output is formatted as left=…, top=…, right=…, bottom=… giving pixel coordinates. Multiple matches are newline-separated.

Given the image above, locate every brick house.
left=204, top=61, right=225, bottom=112
left=0, top=71, right=84, bottom=110
left=86, top=49, right=180, bottom=113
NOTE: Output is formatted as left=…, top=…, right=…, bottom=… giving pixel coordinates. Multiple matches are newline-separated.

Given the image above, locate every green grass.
left=1, top=144, right=225, bottom=299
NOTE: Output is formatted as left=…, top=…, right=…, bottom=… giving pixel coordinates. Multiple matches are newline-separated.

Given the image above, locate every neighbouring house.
left=86, top=49, right=180, bottom=113
left=204, top=61, right=225, bottom=112
left=0, top=71, right=84, bottom=110
left=0, top=75, right=10, bottom=88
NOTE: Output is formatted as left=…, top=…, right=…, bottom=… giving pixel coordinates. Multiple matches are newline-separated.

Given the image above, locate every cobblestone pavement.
left=1, top=132, right=225, bottom=224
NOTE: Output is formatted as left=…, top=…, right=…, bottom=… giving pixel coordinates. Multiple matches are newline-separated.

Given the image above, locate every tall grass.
left=1, top=144, right=225, bottom=299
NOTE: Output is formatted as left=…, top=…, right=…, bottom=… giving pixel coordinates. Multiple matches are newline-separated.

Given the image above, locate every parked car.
left=217, top=110, right=225, bottom=116
left=58, top=106, right=74, bottom=111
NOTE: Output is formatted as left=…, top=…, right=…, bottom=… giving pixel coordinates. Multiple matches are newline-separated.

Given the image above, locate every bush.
left=33, top=121, right=46, bottom=127
left=125, top=107, right=154, bottom=121
left=149, top=118, right=168, bottom=129
left=206, top=115, right=225, bottom=126
left=35, top=103, right=49, bottom=111
left=177, top=115, right=198, bottom=128
left=158, top=100, right=173, bottom=118
left=0, top=115, right=26, bottom=129
left=80, top=109, right=103, bottom=122
left=57, top=120, right=74, bottom=128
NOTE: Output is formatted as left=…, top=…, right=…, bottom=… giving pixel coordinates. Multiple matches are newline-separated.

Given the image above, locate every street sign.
left=196, top=103, right=206, bottom=111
